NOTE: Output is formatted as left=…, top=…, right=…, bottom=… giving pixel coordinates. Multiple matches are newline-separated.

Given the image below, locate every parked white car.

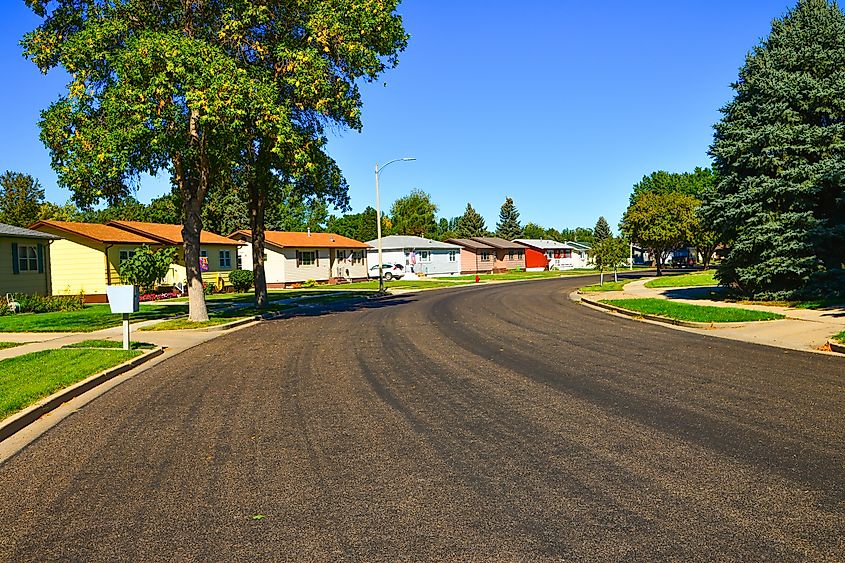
left=367, top=263, right=405, bottom=280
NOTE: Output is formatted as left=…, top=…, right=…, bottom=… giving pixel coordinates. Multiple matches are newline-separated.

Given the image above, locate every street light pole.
left=375, top=157, right=415, bottom=293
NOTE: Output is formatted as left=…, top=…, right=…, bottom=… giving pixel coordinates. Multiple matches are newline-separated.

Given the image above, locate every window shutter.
left=37, top=244, right=44, bottom=273
left=315, top=250, right=319, bottom=267
left=296, top=250, right=301, bottom=267
left=11, top=243, right=19, bottom=275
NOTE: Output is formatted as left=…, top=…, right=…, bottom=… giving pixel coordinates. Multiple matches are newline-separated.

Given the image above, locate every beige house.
left=0, top=223, right=59, bottom=296
left=230, top=230, right=370, bottom=287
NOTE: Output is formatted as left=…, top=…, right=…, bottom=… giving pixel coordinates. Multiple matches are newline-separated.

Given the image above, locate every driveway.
left=1, top=278, right=843, bottom=560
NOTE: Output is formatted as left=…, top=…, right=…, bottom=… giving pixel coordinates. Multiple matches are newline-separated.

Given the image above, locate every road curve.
left=1, top=278, right=844, bottom=560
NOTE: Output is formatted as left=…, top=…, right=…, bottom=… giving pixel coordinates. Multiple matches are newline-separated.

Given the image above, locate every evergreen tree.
left=390, top=189, right=438, bottom=238
left=456, top=203, right=487, bottom=237
left=495, top=197, right=523, bottom=240
left=0, top=172, right=44, bottom=227
left=593, top=216, right=612, bottom=242
left=706, top=0, right=845, bottom=298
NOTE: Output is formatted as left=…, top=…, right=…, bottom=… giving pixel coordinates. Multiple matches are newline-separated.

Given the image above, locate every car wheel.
left=384, top=272, right=393, bottom=281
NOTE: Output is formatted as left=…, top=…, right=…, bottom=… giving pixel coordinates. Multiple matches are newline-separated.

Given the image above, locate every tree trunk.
left=182, top=192, right=209, bottom=322
left=614, top=268, right=618, bottom=283
left=247, top=143, right=269, bottom=308
left=600, top=271, right=604, bottom=285
left=654, top=248, right=663, bottom=276
left=250, top=184, right=268, bottom=308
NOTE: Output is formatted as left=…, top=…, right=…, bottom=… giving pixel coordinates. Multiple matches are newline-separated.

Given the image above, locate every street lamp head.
left=402, top=157, right=416, bottom=161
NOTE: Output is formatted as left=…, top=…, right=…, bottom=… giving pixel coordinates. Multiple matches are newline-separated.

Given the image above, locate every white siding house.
left=366, top=235, right=462, bottom=277
left=230, top=230, right=370, bottom=287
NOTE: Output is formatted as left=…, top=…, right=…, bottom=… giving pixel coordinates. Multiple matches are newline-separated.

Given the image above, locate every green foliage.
left=327, top=206, right=380, bottom=242
left=228, top=269, right=254, bottom=292
left=457, top=203, right=487, bottom=237
left=9, top=292, right=84, bottom=313
left=590, top=236, right=629, bottom=273
left=621, top=192, right=699, bottom=275
left=302, top=279, right=318, bottom=288
left=118, top=245, right=178, bottom=290
left=390, top=189, right=438, bottom=238
left=38, top=200, right=83, bottom=222
left=0, top=171, right=44, bottom=227
left=630, top=168, right=714, bottom=205
left=495, top=197, right=523, bottom=240
left=559, top=227, right=595, bottom=245
left=705, top=0, right=845, bottom=299
left=522, top=222, right=546, bottom=240
left=593, top=216, right=612, bottom=242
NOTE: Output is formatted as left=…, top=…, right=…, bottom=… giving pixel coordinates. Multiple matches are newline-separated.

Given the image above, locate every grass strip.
left=644, top=271, right=718, bottom=288
left=579, top=279, right=638, bottom=292
left=832, top=331, right=845, bottom=344
left=0, top=342, right=23, bottom=350
left=0, top=304, right=184, bottom=333
left=601, top=298, right=784, bottom=323
left=0, top=348, right=141, bottom=419
left=140, top=317, right=248, bottom=331
left=63, top=340, right=156, bottom=350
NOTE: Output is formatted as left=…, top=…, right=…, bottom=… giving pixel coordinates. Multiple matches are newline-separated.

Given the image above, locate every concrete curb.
left=578, top=296, right=751, bottom=330
left=0, top=346, right=165, bottom=444
left=828, top=340, right=845, bottom=354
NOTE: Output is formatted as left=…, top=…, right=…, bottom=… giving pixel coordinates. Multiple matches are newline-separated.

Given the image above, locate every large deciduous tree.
left=457, top=203, right=487, bottom=237
left=24, top=1, right=407, bottom=319
left=390, top=189, right=437, bottom=238
left=621, top=192, right=699, bottom=276
left=495, top=197, right=522, bottom=240
left=0, top=171, right=44, bottom=227
left=705, top=0, right=845, bottom=298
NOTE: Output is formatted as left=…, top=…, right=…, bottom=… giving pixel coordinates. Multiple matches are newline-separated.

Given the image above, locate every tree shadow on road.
left=262, top=294, right=417, bottom=322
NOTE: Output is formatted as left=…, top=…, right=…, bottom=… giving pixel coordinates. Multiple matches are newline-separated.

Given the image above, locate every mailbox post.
left=106, top=285, right=140, bottom=350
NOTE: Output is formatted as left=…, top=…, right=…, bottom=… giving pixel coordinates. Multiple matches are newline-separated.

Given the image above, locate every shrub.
left=119, top=245, right=178, bottom=291
left=302, top=279, right=318, bottom=288
left=228, top=269, right=254, bottom=292
left=10, top=292, right=85, bottom=313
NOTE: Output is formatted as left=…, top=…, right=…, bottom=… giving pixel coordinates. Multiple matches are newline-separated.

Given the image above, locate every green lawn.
left=63, top=339, right=156, bottom=350
left=0, top=348, right=141, bottom=419
left=0, top=304, right=185, bottom=333
left=644, top=270, right=718, bottom=288
left=601, top=298, right=784, bottom=323
left=0, top=342, right=22, bottom=350
left=579, top=278, right=640, bottom=292
left=832, top=331, right=845, bottom=343
left=338, top=279, right=473, bottom=290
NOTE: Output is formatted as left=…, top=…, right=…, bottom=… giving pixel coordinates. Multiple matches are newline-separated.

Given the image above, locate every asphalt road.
left=1, top=277, right=844, bottom=561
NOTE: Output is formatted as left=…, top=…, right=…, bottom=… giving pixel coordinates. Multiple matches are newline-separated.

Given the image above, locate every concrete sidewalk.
left=581, top=278, right=845, bottom=354
left=0, top=316, right=255, bottom=361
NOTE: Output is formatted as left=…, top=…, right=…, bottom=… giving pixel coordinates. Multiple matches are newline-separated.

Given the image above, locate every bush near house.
left=1, top=293, right=85, bottom=315
left=228, top=269, right=254, bottom=292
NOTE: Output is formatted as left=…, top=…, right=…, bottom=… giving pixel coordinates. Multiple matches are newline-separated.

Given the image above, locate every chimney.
left=307, top=228, right=311, bottom=236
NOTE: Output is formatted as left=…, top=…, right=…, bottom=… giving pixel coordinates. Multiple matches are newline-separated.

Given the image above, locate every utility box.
left=106, top=285, right=140, bottom=314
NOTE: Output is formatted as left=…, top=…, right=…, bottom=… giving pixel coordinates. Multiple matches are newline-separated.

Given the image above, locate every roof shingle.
left=108, top=221, right=237, bottom=245
left=230, top=230, right=369, bottom=249
left=29, top=221, right=159, bottom=244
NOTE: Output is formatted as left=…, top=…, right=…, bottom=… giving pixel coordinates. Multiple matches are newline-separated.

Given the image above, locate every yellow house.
left=106, top=221, right=242, bottom=292
left=0, top=223, right=59, bottom=296
left=29, top=220, right=162, bottom=302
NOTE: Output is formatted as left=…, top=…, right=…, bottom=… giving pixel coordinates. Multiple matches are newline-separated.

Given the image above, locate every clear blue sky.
left=1, top=0, right=795, bottom=232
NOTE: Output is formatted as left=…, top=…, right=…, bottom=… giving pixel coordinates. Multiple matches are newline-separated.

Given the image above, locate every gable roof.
left=566, top=241, right=592, bottom=250
left=108, top=221, right=237, bottom=245
left=468, top=236, right=527, bottom=250
left=446, top=238, right=495, bottom=250
left=514, top=239, right=575, bottom=251
left=29, top=220, right=159, bottom=244
left=365, top=235, right=461, bottom=250
left=230, top=230, right=369, bottom=249
left=1, top=223, right=60, bottom=240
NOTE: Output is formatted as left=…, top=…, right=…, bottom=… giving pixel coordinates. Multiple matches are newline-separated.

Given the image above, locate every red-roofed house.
left=229, top=230, right=370, bottom=287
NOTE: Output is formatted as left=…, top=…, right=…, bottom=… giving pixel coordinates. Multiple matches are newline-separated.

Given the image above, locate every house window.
left=18, top=245, right=38, bottom=272
left=480, top=251, right=490, bottom=262
left=236, top=254, right=243, bottom=269
left=219, top=250, right=231, bottom=268
left=299, top=250, right=316, bottom=266
left=517, top=251, right=523, bottom=259
left=119, top=249, right=136, bottom=264
left=508, top=250, right=514, bottom=260
left=419, top=250, right=430, bottom=262
left=563, top=249, right=572, bottom=259
left=449, top=250, right=456, bottom=262
left=200, top=250, right=208, bottom=258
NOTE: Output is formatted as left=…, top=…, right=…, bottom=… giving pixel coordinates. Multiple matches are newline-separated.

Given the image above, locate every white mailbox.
left=106, top=285, right=140, bottom=314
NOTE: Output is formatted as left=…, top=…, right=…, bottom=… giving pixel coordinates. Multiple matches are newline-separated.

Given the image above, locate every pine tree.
left=456, top=203, right=487, bottom=237
left=495, top=197, right=523, bottom=240
left=706, top=0, right=845, bottom=298
left=593, top=216, right=612, bottom=243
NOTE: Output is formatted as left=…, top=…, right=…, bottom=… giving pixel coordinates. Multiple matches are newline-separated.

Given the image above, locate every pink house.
left=446, top=237, right=527, bottom=273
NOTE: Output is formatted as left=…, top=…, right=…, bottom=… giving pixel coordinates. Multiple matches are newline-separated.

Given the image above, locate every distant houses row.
left=2, top=220, right=592, bottom=302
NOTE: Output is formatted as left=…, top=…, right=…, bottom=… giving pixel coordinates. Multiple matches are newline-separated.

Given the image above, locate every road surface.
left=1, top=278, right=844, bottom=560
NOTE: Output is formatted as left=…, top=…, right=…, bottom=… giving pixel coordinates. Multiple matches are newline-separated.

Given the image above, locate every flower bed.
left=139, top=291, right=182, bottom=302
